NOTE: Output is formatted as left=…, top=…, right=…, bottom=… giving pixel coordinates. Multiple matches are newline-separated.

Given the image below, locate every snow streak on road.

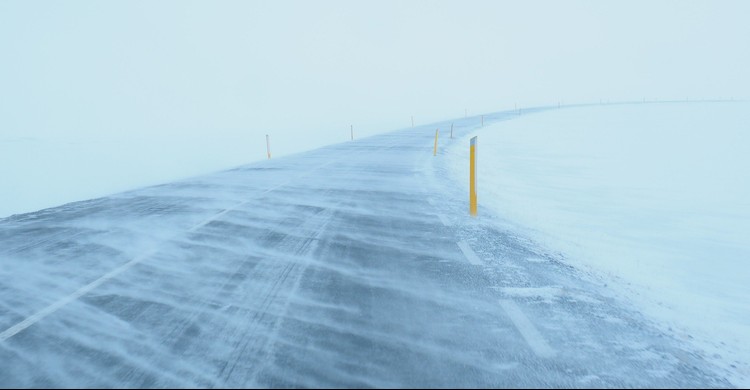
left=0, top=109, right=730, bottom=387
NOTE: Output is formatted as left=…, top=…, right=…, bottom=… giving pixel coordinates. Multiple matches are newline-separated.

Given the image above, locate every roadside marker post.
left=412, top=116, right=414, bottom=128
left=470, top=136, right=477, bottom=216
left=450, top=123, right=454, bottom=139
left=266, top=134, right=271, bottom=159
left=433, top=128, right=439, bottom=156
left=351, top=125, right=354, bottom=140
left=481, top=115, right=484, bottom=127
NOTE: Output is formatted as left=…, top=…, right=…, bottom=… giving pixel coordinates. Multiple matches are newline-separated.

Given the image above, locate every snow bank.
left=447, top=102, right=750, bottom=385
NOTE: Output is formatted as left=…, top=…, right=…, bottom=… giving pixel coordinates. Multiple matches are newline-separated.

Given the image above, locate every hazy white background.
left=1, top=0, right=749, bottom=216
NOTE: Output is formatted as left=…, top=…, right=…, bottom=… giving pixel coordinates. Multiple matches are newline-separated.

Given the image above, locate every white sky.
left=1, top=0, right=749, bottom=157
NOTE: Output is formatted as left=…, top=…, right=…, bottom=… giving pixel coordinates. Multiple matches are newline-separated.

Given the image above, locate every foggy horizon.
left=2, top=0, right=748, bottom=153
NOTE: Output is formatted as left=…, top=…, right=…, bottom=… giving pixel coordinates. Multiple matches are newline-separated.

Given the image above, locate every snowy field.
left=447, top=102, right=750, bottom=385
left=0, top=131, right=367, bottom=219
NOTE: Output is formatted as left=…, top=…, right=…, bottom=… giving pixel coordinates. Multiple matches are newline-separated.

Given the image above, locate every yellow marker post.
left=470, top=136, right=477, bottom=216
left=433, top=128, right=439, bottom=156
left=266, top=134, right=271, bottom=159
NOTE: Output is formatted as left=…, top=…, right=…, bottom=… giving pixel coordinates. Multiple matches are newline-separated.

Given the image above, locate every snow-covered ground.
left=0, top=114, right=732, bottom=387
left=0, top=131, right=363, bottom=219
left=2, top=101, right=747, bottom=386
left=447, top=102, right=750, bottom=385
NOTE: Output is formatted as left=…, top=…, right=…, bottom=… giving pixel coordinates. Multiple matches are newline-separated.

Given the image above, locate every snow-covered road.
left=0, top=109, right=730, bottom=387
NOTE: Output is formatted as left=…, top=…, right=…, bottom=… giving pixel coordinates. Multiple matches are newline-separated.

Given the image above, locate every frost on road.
left=0, top=110, right=731, bottom=387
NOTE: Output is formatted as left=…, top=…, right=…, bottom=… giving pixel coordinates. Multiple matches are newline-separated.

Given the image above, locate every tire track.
left=215, top=206, right=335, bottom=388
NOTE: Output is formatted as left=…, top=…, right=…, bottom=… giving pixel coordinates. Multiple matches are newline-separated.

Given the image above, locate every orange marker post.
left=469, top=136, right=477, bottom=216
left=433, top=128, right=439, bottom=156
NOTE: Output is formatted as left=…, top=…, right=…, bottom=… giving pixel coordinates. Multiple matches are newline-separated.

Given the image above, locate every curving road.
left=0, top=108, right=730, bottom=387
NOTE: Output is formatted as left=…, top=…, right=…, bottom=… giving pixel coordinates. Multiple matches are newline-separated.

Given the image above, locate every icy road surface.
left=0, top=109, right=730, bottom=387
